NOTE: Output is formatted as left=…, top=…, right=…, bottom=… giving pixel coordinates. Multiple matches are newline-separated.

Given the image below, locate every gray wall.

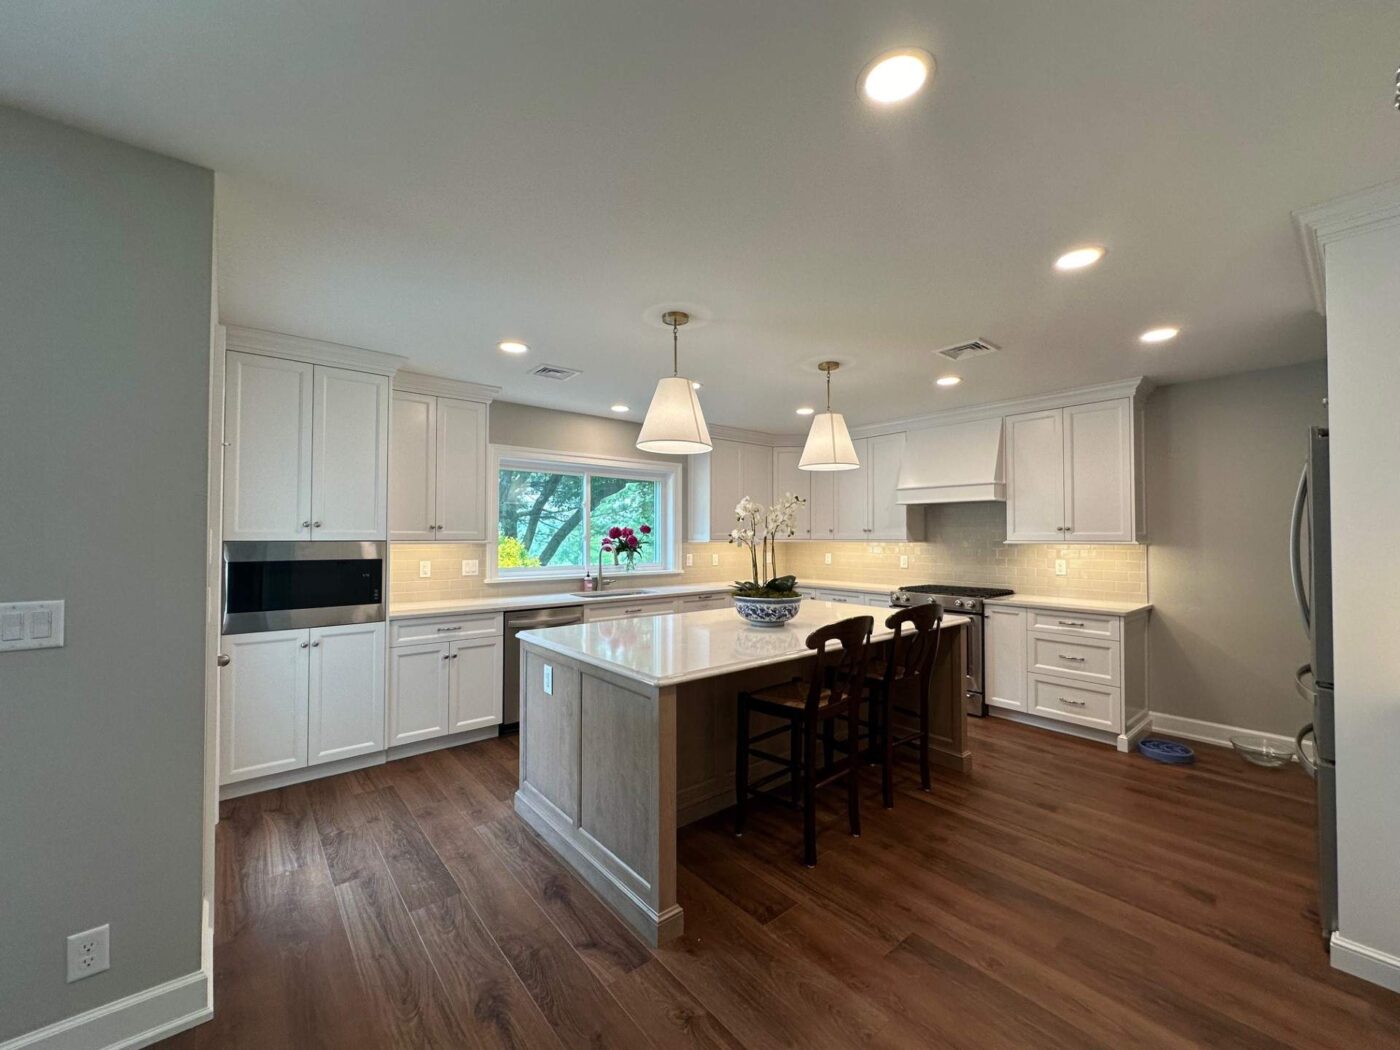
left=1145, top=360, right=1327, bottom=735
left=0, top=107, right=213, bottom=1039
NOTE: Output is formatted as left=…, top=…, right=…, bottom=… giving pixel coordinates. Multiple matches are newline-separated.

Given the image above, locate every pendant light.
left=798, top=361, right=860, bottom=471
left=636, top=310, right=713, bottom=455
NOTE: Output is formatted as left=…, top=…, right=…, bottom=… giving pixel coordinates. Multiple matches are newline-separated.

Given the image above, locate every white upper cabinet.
left=312, top=366, right=390, bottom=540
left=834, top=439, right=871, bottom=539
left=1005, top=397, right=1142, bottom=544
left=688, top=437, right=775, bottom=541
left=223, top=352, right=314, bottom=541
left=389, top=391, right=437, bottom=541
left=772, top=447, right=812, bottom=538
left=307, top=621, right=386, bottom=765
left=1005, top=408, right=1065, bottom=543
left=867, top=432, right=908, bottom=539
left=390, top=386, right=490, bottom=542
left=808, top=470, right=836, bottom=540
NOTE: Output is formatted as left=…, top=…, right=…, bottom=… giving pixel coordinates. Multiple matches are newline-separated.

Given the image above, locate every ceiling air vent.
left=529, top=364, right=580, bottom=381
left=934, top=338, right=1001, bottom=363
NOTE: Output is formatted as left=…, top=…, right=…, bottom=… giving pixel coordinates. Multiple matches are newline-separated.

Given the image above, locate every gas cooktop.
left=897, top=584, right=1015, bottom=598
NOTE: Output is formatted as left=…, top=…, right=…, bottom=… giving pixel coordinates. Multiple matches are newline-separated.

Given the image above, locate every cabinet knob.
left=301, top=521, right=311, bottom=529
left=216, top=653, right=230, bottom=667
left=300, top=641, right=310, bottom=648
left=443, top=653, right=451, bottom=660
left=437, top=524, right=445, bottom=530
left=313, top=521, right=323, bottom=528
left=451, top=653, right=459, bottom=659
left=312, top=641, right=320, bottom=648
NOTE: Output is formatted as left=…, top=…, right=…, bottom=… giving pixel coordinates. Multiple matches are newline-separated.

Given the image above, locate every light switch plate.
left=710, top=554, right=719, bottom=566
left=824, top=553, right=832, bottom=565
left=899, top=555, right=909, bottom=569
left=462, top=559, right=479, bottom=576
left=543, top=664, right=553, bottom=695
left=685, top=553, right=694, bottom=568
left=1055, top=559, right=1068, bottom=576
left=419, top=561, right=431, bottom=578
left=0, top=601, right=65, bottom=652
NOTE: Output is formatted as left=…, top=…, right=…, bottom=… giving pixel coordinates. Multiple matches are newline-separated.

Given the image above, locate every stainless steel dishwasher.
left=502, top=606, right=584, bottom=731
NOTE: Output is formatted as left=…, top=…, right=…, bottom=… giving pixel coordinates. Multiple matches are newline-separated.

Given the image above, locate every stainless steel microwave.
left=221, top=541, right=385, bottom=635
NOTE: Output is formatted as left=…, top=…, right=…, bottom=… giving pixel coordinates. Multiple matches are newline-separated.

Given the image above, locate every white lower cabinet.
left=675, top=592, right=730, bottom=613
left=389, top=613, right=504, bottom=746
left=308, top=622, right=386, bottom=764
left=985, top=605, right=1027, bottom=712
left=583, top=597, right=679, bottom=622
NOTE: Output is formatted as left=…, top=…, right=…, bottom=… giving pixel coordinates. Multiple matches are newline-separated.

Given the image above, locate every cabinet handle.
left=437, top=523, right=445, bottom=530
left=623, top=607, right=644, bottom=614
left=451, top=653, right=459, bottom=659
left=1058, top=654, right=1086, bottom=662
left=1057, top=696, right=1086, bottom=706
left=313, top=521, right=322, bottom=528
left=311, top=641, right=320, bottom=648
left=301, top=521, right=311, bottom=529
left=436, top=626, right=463, bottom=632
left=443, top=653, right=451, bottom=660
left=300, top=641, right=310, bottom=649
left=1057, top=620, right=1086, bottom=627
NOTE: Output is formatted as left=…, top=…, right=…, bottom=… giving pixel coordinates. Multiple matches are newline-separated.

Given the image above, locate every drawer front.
left=1029, top=674, right=1120, bottom=731
left=675, top=592, right=730, bottom=612
left=391, top=612, right=502, bottom=646
left=1026, top=608, right=1120, bottom=640
left=583, top=598, right=677, bottom=622
left=1028, top=633, right=1120, bottom=686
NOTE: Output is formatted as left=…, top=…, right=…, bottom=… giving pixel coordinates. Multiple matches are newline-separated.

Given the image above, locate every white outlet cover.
left=1055, top=559, right=1068, bottom=576
left=67, top=924, right=110, bottom=983
left=900, top=555, right=909, bottom=569
left=685, top=553, right=694, bottom=567
left=419, top=560, right=431, bottom=578
left=711, top=554, right=719, bottom=566
left=462, top=559, right=479, bottom=576
left=543, top=664, right=553, bottom=695
left=824, top=553, right=832, bottom=565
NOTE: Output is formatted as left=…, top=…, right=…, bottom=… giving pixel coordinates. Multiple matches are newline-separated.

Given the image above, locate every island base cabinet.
left=308, top=622, right=386, bottom=765
left=220, top=629, right=310, bottom=784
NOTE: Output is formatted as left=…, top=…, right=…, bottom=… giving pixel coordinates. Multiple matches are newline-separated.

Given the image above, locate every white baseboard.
left=0, top=970, right=209, bottom=1050
left=1148, top=712, right=1297, bottom=756
left=1331, top=933, right=1400, bottom=994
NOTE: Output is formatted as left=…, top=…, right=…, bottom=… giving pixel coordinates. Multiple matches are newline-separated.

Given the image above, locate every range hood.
left=896, top=417, right=1006, bottom=504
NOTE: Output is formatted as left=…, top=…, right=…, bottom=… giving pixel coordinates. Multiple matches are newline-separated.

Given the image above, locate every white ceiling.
left=3, top=2, right=1397, bottom=430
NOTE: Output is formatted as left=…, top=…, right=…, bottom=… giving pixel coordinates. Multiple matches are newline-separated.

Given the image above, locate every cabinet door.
left=449, top=635, right=503, bottom=733
left=219, top=628, right=309, bottom=784
left=390, top=391, right=438, bottom=541
left=223, top=352, right=314, bottom=541
left=985, top=606, right=1027, bottom=712
left=1063, top=399, right=1134, bottom=543
left=389, top=641, right=452, bottom=745
left=808, top=471, right=836, bottom=540
left=308, top=622, right=386, bottom=765
left=1005, top=409, right=1066, bottom=543
left=772, top=447, right=811, bottom=537
left=311, top=366, right=389, bottom=540
left=834, top=438, right=871, bottom=539
left=867, top=432, right=907, bottom=539
left=436, top=398, right=488, bottom=540
left=706, top=439, right=745, bottom=541
left=741, top=441, right=774, bottom=509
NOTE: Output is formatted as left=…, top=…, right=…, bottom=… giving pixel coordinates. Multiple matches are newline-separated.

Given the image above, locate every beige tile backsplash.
left=391, top=503, right=1146, bottom=604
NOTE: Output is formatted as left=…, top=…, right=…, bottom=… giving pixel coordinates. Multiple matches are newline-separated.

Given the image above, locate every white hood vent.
left=896, top=417, right=1006, bottom=504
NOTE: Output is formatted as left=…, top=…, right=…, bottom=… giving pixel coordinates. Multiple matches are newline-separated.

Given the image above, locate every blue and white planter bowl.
left=732, top=594, right=803, bottom=627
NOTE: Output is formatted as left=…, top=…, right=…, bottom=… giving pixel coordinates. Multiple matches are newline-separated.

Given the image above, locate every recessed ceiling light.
left=795, top=406, right=815, bottom=416
left=1139, top=326, right=1180, bottom=344
left=610, top=403, right=630, bottom=413
left=935, top=375, right=962, bottom=387
left=860, top=48, right=933, bottom=105
left=1054, top=246, right=1105, bottom=272
left=498, top=340, right=528, bottom=354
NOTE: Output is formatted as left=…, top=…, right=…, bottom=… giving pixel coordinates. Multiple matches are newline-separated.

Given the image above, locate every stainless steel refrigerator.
left=1290, top=425, right=1336, bottom=945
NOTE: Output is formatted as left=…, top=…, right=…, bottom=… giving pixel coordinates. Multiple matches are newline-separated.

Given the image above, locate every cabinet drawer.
left=1026, top=608, right=1120, bottom=639
left=1029, top=674, right=1120, bottom=731
left=391, top=612, right=501, bottom=646
left=675, top=592, right=730, bottom=612
left=583, top=598, right=677, bottom=622
left=1028, top=632, right=1120, bottom=686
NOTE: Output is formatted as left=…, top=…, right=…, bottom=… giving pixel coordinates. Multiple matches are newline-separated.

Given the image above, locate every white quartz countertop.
left=517, top=598, right=970, bottom=688
left=984, top=594, right=1153, bottom=615
left=388, top=577, right=902, bottom=620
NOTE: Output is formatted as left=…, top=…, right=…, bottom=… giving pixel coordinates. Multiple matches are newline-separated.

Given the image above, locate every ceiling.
left=3, top=1, right=1397, bottom=430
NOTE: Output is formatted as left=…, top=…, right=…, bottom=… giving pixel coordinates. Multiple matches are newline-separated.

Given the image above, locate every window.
left=489, top=447, right=680, bottom=581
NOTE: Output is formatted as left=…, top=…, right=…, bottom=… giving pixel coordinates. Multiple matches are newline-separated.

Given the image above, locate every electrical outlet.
left=543, top=664, right=553, bottom=695
left=419, top=561, right=431, bottom=578
left=67, top=925, right=109, bottom=983
left=711, top=554, right=719, bottom=566
left=461, top=559, right=479, bottom=576
left=899, top=555, right=909, bottom=569
left=824, top=552, right=832, bottom=565
left=871, top=544, right=883, bottom=556
left=1055, top=559, right=1068, bottom=576
left=685, top=553, right=694, bottom=568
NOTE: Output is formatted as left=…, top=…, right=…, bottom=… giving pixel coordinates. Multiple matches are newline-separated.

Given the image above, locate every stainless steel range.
left=890, top=584, right=1015, bottom=716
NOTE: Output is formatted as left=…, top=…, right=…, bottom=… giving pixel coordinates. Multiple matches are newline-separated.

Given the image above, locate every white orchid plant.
left=728, top=492, right=807, bottom=598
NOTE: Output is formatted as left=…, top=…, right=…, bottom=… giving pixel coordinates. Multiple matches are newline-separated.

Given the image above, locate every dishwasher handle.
left=507, top=607, right=585, bottom=628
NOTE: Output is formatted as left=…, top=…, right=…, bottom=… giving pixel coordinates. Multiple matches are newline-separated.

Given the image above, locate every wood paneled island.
left=515, top=599, right=969, bottom=945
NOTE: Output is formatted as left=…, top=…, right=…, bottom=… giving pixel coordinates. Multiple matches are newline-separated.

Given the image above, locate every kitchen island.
left=515, top=599, right=970, bottom=945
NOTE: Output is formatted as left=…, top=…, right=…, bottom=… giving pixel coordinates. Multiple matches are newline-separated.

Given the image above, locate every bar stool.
left=734, top=615, right=874, bottom=867
left=864, top=603, right=944, bottom=807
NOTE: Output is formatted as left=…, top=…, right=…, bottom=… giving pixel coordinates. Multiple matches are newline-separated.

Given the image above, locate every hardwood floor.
left=159, top=718, right=1400, bottom=1049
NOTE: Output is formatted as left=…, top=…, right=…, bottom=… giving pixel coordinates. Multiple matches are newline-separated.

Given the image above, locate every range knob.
left=954, top=599, right=965, bottom=608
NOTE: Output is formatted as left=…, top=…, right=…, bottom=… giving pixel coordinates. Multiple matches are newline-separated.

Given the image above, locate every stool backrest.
left=882, top=603, right=944, bottom=690
left=804, top=615, right=875, bottom=713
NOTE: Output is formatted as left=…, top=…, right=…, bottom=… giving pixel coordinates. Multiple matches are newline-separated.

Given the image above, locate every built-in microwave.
left=221, top=541, right=385, bottom=635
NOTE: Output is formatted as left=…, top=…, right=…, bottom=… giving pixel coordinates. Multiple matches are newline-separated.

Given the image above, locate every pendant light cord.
left=672, top=318, right=679, bottom=377
left=826, top=367, right=832, bottom=412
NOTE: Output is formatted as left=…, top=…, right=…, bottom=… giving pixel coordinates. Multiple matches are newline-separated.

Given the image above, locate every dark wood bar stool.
left=734, top=615, right=874, bottom=867
left=864, top=603, right=944, bottom=807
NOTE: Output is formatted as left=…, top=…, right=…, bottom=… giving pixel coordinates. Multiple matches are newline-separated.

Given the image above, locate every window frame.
left=486, top=444, right=683, bottom=583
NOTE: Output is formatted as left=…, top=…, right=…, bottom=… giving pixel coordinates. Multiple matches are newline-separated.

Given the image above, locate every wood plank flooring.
left=159, top=718, right=1400, bottom=1048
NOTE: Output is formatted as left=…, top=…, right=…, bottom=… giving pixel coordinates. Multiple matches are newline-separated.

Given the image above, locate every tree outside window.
left=496, top=468, right=663, bottom=572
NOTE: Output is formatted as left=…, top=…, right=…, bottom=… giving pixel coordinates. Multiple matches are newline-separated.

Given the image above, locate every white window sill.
left=484, top=568, right=686, bottom=586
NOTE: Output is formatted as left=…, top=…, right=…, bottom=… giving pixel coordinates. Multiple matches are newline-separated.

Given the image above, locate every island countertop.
left=518, top=599, right=970, bottom=688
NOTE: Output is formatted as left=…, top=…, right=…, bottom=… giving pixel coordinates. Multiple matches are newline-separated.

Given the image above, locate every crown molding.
left=1294, top=178, right=1400, bottom=315
left=394, top=370, right=501, bottom=403
left=223, top=325, right=408, bottom=376
left=847, top=377, right=1153, bottom=439
left=708, top=423, right=806, bottom=447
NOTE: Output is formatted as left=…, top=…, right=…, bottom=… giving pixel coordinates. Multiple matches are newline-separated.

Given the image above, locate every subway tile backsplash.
left=391, top=503, right=1146, bottom=604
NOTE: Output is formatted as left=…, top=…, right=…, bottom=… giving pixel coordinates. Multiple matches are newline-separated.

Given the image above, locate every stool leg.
left=735, top=696, right=749, bottom=836
left=822, top=717, right=835, bottom=772
left=789, top=720, right=801, bottom=805
left=882, top=694, right=895, bottom=809
left=919, top=683, right=932, bottom=792
left=802, top=719, right=818, bottom=867
left=847, top=706, right=862, bottom=837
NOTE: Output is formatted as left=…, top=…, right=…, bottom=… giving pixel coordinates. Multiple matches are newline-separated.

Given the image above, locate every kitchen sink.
left=566, top=588, right=653, bottom=598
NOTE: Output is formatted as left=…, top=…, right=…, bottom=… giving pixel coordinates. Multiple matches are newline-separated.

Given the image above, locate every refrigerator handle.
left=1290, top=462, right=1311, bottom=633
left=1296, top=723, right=1318, bottom=778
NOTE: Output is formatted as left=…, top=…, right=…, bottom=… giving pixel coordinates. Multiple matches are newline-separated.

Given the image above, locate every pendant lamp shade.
left=637, top=310, right=712, bottom=455
left=798, top=360, right=860, bottom=471
left=798, top=410, right=860, bottom=470
left=637, top=375, right=713, bottom=454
